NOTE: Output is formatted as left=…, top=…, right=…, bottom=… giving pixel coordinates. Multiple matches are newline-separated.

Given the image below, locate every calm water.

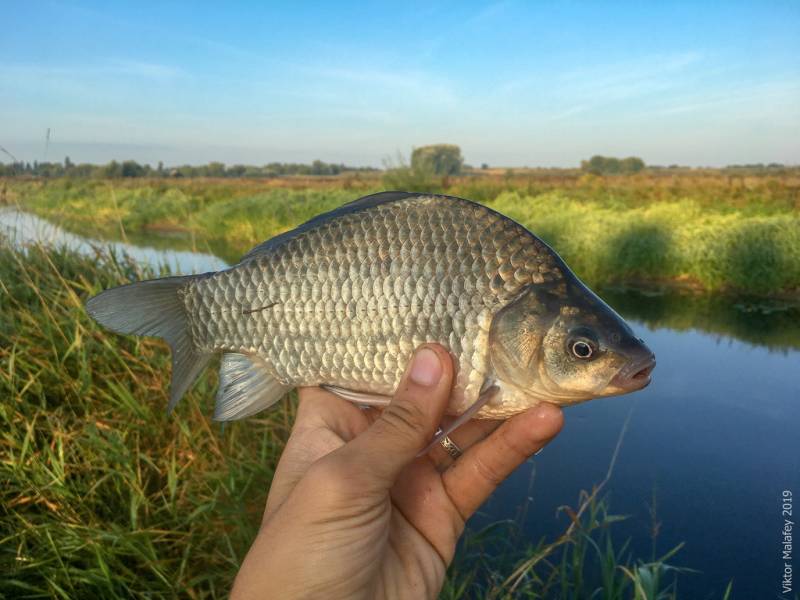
left=0, top=208, right=227, bottom=274
left=477, top=324, right=799, bottom=598
left=3, top=208, right=798, bottom=598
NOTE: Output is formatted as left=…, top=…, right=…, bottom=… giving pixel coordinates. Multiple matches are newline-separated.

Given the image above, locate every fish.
left=86, top=191, right=655, bottom=440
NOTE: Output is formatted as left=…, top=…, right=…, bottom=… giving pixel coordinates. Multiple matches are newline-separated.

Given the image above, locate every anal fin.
left=320, top=384, right=392, bottom=407
left=214, top=353, right=292, bottom=421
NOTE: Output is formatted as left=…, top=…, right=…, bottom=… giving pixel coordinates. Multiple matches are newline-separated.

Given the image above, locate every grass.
left=1, top=238, right=716, bottom=599
left=7, top=170, right=800, bottom=296
left=491, top=191, right=800, bottom=295
left=0, top=239, right=294, bottom=597
left=440, top=409, right=701, bottom=600
left=442, top=492, right=697, bottom=600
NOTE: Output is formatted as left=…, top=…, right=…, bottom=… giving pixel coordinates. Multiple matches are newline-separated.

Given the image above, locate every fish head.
left=489, top=282, right=655, bottom=407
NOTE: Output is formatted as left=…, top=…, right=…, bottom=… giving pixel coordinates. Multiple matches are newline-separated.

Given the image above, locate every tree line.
left=1, top=148, right=790, bottom=179
left=0, top=158, right=379, bottom=178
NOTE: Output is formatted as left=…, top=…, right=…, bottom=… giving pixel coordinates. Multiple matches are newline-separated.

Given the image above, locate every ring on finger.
left=439, top=435, right=463, bottom=460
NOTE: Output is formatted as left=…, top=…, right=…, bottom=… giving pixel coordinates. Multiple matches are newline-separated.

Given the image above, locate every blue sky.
left=2, top=1, right=798, bottom=167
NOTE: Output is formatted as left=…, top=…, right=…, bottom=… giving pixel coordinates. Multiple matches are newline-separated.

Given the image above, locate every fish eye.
left=566, top=328, right=598, bottom=360
left=571, top=339, right=594, bottom=359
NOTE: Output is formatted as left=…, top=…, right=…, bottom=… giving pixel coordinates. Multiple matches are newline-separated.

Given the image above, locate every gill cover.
left=488, top=285, right=556, bottom=390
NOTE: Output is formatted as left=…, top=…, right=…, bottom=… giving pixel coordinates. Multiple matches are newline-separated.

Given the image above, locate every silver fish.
left=87, top=192, right=655, bottom=435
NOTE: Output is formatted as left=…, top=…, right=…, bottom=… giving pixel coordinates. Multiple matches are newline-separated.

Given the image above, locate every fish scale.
left=182, top=194, right=561, bottom=417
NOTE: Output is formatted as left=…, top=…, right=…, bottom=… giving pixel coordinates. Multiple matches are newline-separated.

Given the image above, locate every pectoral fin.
left=417, top=385, right=500, bottom=457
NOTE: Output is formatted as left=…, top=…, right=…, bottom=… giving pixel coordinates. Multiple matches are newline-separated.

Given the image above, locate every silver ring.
left=439, top=435, right=463, bottom=459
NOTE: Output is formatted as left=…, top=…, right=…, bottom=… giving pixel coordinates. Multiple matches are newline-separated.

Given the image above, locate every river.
left=2, top=207, right=798, bottom=598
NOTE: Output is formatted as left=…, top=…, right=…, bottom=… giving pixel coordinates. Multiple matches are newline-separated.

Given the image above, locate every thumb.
left=340, top=344, right=453, bottom=487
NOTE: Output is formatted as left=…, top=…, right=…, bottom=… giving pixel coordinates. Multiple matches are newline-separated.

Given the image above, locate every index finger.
left=441, top=403, right=564, bottom=520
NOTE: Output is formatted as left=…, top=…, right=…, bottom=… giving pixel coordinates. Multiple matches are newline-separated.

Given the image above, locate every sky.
left=1, top=1, right=799, bottom=167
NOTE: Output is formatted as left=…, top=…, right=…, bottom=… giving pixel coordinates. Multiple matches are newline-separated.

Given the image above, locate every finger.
left=427, top=418, right=502, bottom=470
left=335, top=344, right=454, bottom=487
left=442, top=403, right=563, bottom=520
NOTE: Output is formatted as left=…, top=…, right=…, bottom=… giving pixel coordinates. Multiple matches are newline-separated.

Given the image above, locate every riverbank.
left=7, top=174, right=800, bottom=297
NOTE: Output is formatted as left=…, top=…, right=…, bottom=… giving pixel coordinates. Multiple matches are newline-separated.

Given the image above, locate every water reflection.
left=0, top=208, right=228, bottom=274
left=600, top=284, right=800, bottom=351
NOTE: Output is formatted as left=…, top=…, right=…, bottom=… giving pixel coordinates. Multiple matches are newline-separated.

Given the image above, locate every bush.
left=581, top=155, right=646, bottom=175
left=411, top=144, right=464, bottom=176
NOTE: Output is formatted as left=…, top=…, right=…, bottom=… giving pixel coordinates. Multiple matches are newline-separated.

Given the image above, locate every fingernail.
left=409, top=347, right=442, bottom=387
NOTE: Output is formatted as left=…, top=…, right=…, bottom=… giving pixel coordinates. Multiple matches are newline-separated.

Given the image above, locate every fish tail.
left=86, top=275, right=211, bottom=412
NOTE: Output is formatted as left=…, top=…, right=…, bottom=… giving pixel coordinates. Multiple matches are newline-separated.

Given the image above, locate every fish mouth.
left=610, top=353, right=656, bottom=392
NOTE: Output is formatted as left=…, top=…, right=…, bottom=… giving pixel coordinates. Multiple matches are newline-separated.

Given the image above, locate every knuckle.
left=472, top=454, right=503, bottom=487
left=499, top=425, right=537, bottom=461
left=379, top=401, right=429, bottom=442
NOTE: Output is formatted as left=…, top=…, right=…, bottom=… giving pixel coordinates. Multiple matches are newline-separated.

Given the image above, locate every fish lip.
left=610, top=354, right=656, bottom=392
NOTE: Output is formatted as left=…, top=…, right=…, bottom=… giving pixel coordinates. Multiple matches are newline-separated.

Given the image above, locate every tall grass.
left=0, top=239, right=293, bottom=597
left=490, top=192, right=800, bottom=295
left=9, top=173, right=800, bottom=296
left=442, top=491, right=700, bottom=600
left=1, top=239, right=719, bottom=598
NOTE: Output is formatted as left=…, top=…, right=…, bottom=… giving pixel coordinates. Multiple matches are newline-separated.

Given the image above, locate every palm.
left=260, top=388, right=561, bottom=599
left=266, top=390, right=452, bottom=597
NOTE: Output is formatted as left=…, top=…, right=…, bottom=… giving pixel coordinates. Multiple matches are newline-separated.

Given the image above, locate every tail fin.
left=86, top=275, right=211, bottom=412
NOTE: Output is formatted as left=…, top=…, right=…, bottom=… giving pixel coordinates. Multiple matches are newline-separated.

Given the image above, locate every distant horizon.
left=2, top=140, right=799, bottom=171
left=3, top=2, right=799, bottom=168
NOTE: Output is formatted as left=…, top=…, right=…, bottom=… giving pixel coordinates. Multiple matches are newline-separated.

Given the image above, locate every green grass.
left=8, top=173, right=800, bottom=296
left=0, top=239, right=294, bottom=598
left=491, top=191, right=800, bottom=295
left=442, top=491, right=697, bottom=600
left=1, top=239, right=714, bottom=599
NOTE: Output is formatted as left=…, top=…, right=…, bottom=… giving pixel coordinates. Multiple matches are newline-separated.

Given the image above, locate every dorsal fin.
left=237, top=191, right=423, bottom=263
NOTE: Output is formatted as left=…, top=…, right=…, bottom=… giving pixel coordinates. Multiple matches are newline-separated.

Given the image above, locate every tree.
left=411, top=144, right=463, bottom=176
left=621, top=157, right=645, bottom=173
left=581, top=155, right=646, bottom=175
left=120, top=160, right=145, bottom=177
left=103, top=160, right=122, bottom=178
left=206, top=162, right=226, bottom=177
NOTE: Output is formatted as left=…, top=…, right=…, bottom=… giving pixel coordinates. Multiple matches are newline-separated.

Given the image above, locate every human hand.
left=230, top=344, right=564, bottom=600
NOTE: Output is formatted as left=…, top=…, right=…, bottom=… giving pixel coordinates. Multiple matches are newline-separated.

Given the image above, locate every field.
left=5, top=169, right=800, bottom=297
left=1, top=169, right=795, bottom=598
